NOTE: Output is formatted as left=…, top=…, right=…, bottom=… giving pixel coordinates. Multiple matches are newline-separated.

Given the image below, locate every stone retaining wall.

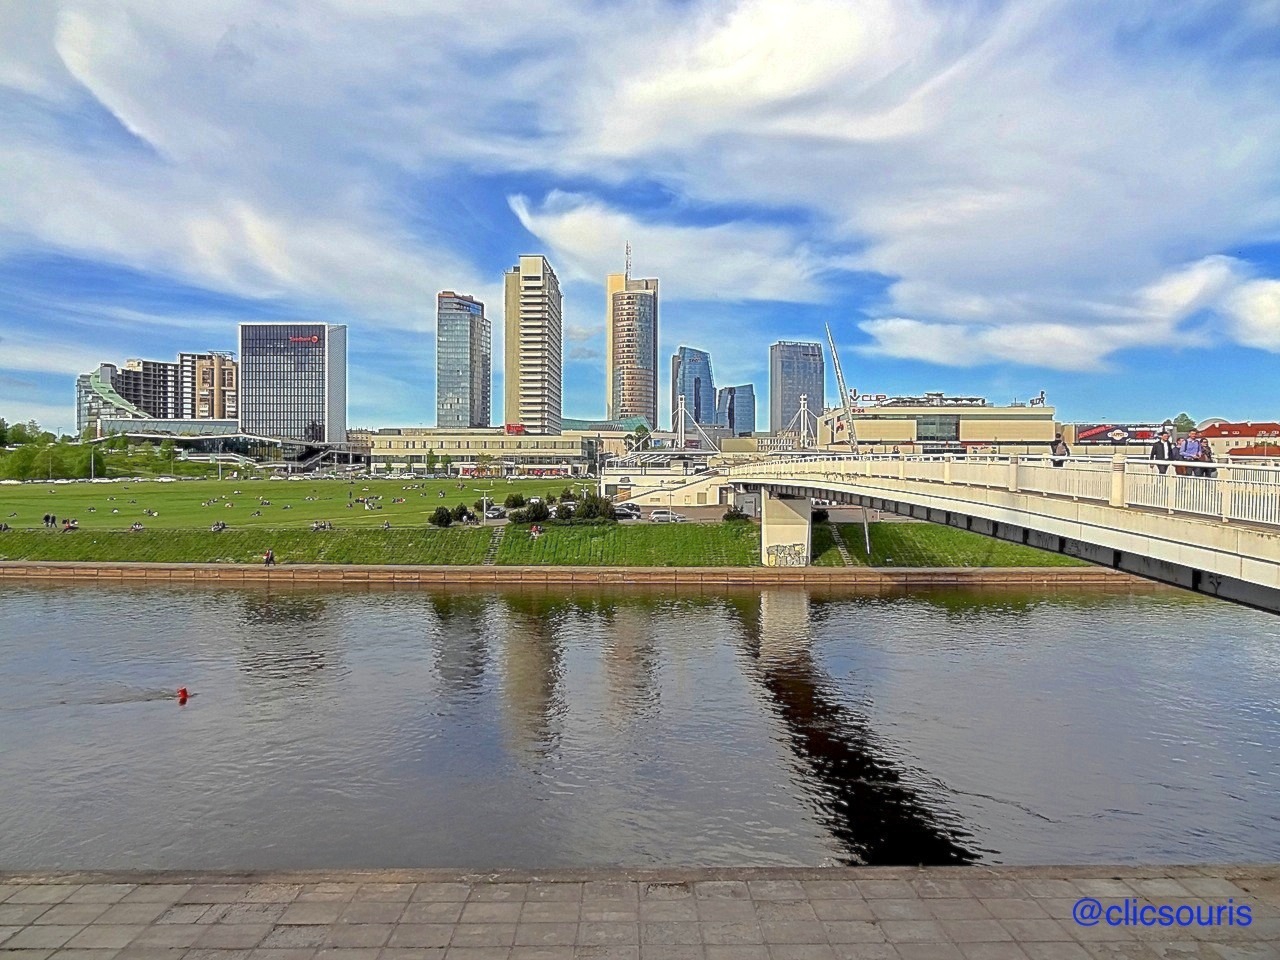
left=0, top=561, right=1150, bottom=588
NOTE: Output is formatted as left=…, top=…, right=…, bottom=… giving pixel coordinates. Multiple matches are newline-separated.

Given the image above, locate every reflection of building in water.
left=427, top=595, right=492, bottom=694
left=728, top=591, right=979, bottom=865
left=601, top=604, right=659, bottom=726
left=758, top=589, right=813, bottom=665
left=499, top=597, right=565, bottom=762
left=234, top=590, right=340, bottom=686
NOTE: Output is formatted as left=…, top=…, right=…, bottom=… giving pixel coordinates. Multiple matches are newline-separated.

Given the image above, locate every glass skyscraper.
left=716, top=384, right=756, bottom=436
left=769, top=341, right=825, bottom=434
left=670, top=346, right=716, bottom=428
left=436, top=292, right=491, bottom=429
left=238, top=322, right=347, bottom=442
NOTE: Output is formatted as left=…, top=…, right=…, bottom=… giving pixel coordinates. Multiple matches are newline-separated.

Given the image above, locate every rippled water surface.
left=1, top=582, right=1278, bottom=869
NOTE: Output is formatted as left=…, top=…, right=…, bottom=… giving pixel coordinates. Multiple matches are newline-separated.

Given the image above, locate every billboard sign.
left=1074, top=423, right=1163, bottom=445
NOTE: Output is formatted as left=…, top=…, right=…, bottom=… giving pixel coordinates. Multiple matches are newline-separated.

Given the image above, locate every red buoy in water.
left=177, top=687, right=189, bottom=704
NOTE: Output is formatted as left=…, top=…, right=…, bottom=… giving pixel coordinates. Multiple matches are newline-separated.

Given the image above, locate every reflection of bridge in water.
left=732, top=590, right=980, bottom=865
left=729, top=454, right=1280, bottom=613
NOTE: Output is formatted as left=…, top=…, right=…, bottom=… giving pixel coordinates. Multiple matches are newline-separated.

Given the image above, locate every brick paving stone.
left=7, top=892, right=77, bottom=908
left=154, top=906, right=213, bottom=926
left=1020, top=946, right=1092, bottom=960
left=0, top=888, right=21, bottom=904
left=279, top=907, right=345, bottom=927
left=62, top=928, right=145, bottom=951
left=581, top=884, right=635, bottom=903
left=693, top=901, right=753, bottom=923
left=259, top=929, right=329, bottom=951
left=194, top=925, right=274, bottom=950
left=639, top=886, right=690, bottom=903
left=314, top=950, right=381, bottom=960
left=526, top=885, right=580, bottom=904
left=513, top=923, right=576, bottom=947
left=870, top=900, right=935, bottom=921
left=940, top=920, right=1014, bottom=943
left=892, top=946, right=964, bottom=960
left=748, top=882, right=808, bottom=902
left=638, top=903, right=696, bottom=924
left=62, top=888, right=134, bottom=906
left=378, top=949, right=445, bottom=960
left=858, top=882, right=917, bottom=901
left=759, top=920, right=827, bottom=944
left=706, top=946, right=767, bottom=960
left=244, top=889, right=302, bottom=906
left=877, top=920, right=949, bottom=943
left=639, top=923, right=700, bottom=946
left=408, top=887, right=470, bottom=905
left=518, top=904, right=578, bottom=925
left=32, top=908, right=108, bottom=928
left=578, top=922, right=639, bottom=946
left=114, top=949, right=189, bottom=960
left=822, top=921, right=885, bottom=944
left=183, top=949, right=255, bottom=960
left=352, top=888, right=413, bottom=905
left=693, top=883, right=748, bottom=901
left=46, top=950, right=122, bottom=960
left=765, top=945, right=837, bottom=959
left=571, top=948, right=639, bottom=960
left=0, top=908, right=51, bottom=927
left=809, top=901, right=874, bottom=923
left=385, top=927, right=451, bottom=949
left=914, top=880, right=976, bottom=900
left=958, top=945, right=1031, bottom=960
left=92, top=906, right=168, bottom=927
left=294, top=889, right=356, bottom=906
left=449, top=923, right=518, bottom=948
left=337, top=905, right=403, bottom=926
left=465, top=886, right=526, bottom=904
left=927, top=901, right=992, bottom=921
left=248, top=950, right=317, bottom=960
left=183, top=888, right=252, bottom=906
left=1017, top=882, right=1078, bottom=901
left=4, top=929, right=84, bottom=951
left=997, top=920, right=1074, bottom=943
left=402, top=905, right=464, bottom=926
left=458, top=904, right=521, bottom=925
left=0, top=951, right=56, bottom=960
left=321, top=926, right=392, bottom=949
left=829, top=946, right=898, bottom=960
left=581, top=904, right=640, bottom=924
left=699, top=920, right=762, bottom=945
left=118, top=889, right=188, bottom=907
left=0, top=930, right=17, bottom=947
left=755, top=902, right=818, bottom=923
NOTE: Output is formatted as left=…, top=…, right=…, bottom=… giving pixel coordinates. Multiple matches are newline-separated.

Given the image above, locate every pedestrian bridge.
left=724, top=454, right=1280, bottom=613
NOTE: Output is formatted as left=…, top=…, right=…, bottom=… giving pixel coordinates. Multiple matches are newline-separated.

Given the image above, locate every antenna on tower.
left=625, top=241, right=632, bottom=280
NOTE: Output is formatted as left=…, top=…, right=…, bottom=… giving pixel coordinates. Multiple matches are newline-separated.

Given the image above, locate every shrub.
left=429, top=506, right=453, bottom=527
left=812, top=507, right=830, bottom=524
left=724, top=505, right=752, bottom=522
left=555, top=503, right=575, bottom=521
left=504, top=493, right=526, bottom=509
left=575, top=490, right=616, bottom=520
left=451, top=503, right=471, bottom=523
left=522, top=500, right=550, bottom=523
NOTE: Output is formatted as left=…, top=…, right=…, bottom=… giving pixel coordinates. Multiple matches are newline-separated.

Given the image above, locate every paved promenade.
left=1, top=867, right=1276, bottom=960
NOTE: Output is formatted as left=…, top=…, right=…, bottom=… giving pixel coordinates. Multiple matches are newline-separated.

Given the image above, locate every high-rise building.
left=503, top=256, right=563, bottom=435
left=670, top=346, right=716, bottom=428
left=605, top=267, right=658, bottom=428
left=436, top=291, right=491, bottom=429
left=769, top=341, right=825, bottom=434
left=193, top=353, right=238, bottom=420
left=238, top=322, right=347, bottom=442
left=716, top=384, right=756, bottom=436
left=75, top=364, right=149, bottom=435
left=110, top=358, right=181, bottom=419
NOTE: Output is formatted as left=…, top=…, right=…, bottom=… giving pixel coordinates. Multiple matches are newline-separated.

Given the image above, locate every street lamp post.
left=472, top=481, right=496, bottom=528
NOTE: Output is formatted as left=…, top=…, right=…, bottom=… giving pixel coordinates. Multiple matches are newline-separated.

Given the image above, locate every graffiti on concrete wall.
left=765, top=542, right=808, bottom=567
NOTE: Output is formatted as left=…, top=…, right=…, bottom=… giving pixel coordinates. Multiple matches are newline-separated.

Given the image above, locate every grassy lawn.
left=495, top=522, right=760, bottom=566
left=0, top=528, right=491, bottom=565
left=812, top=522, right=1088, bottom=567
left=0, top=476, right=581, bottom=532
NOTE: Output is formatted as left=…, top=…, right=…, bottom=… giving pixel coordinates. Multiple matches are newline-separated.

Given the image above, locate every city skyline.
left=3, top=2, right=1280, bottom=435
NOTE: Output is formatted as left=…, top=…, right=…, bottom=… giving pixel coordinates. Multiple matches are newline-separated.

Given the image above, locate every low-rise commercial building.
left=361, top=427, right=594, bottom=476
left=818, top=393, right=1057, bottom=454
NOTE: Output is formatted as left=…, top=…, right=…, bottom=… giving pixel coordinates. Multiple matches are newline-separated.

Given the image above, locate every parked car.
left=484, top=506, right=506, bottom=519
left=648, top=508, right=686, bottom=523
left=614, top=502, right=642, bottom=519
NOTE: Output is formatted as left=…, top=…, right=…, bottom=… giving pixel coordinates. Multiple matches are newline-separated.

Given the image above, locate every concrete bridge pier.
left=761, top=491, right=811, bottom=566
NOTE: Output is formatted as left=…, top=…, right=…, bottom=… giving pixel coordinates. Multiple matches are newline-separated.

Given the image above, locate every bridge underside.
left=743, top=482, right=1280, bottom=615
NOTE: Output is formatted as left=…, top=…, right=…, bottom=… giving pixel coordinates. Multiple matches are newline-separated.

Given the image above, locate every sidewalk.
left=1, top=865, right=1276, bottom=960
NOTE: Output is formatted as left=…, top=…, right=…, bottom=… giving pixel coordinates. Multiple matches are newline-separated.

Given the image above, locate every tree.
left=7, top=421, right=31, bottom=445
left=0, top=418, right=8, bottom=445
left=724, top=505, right=751, bottom=522
left=475, top=452, right=494, bottom=476
left=504, top=492, right=525, bottom=509
left=522, top=501, right=550, bottom=523
left=429, top=506, right=453, bottom=527
left=634, top=424, right=651, bottom=450
left=1173, top=412, right=1196, bottom=434
left=425, top=448, right=439, bottom=473
left=159, top=439, right=176, bottom=461
left=450, top=502, right=470, bottom=523
left=441, top=454, right=453, bottom=474
left=555, top=503, right=575, bottom=521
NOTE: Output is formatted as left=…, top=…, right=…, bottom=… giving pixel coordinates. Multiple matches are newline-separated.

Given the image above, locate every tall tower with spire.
left=605, top=246, right=659, bottom=427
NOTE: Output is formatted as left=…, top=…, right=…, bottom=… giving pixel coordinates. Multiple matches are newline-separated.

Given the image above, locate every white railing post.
left=1007, top=456, right=1020, bottom=493
left=1109, top=454, right=1126, bottom=507
left=943, top=456, right=953, bottom=484
left=1219, top=466, right=1232, bottom=522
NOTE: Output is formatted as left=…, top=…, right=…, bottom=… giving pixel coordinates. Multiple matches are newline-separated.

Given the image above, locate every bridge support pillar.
left=761, top=491, right=811, bottom=567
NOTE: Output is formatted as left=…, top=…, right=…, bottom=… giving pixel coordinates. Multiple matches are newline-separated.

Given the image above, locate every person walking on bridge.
left=1050, top=433, right=1070, bottom=467
left=1150, top=431, right=1179, bottom=474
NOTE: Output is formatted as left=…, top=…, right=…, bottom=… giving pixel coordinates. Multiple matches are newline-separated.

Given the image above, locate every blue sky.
left=2, top=0, right=1279, bottom=435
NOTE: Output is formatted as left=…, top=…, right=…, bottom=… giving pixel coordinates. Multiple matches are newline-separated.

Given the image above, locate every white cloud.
left=1225, top=280, right=1280, bottom=352
left=510, top=193, right=828, bottom=302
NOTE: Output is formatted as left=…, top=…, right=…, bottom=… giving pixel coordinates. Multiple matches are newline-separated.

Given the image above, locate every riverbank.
left=0, top=866, right=1275, bottom=957
left=0, top=560, right=1144, bottom=587
left=0, top=522, right=1090, bottom=568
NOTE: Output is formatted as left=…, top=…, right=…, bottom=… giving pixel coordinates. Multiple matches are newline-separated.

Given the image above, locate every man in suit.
left=1149, top=431, right=1178, bottom=473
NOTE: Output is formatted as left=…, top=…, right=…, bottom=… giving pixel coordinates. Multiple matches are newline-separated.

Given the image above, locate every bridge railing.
left=725, top=454, right=1280, bottom=528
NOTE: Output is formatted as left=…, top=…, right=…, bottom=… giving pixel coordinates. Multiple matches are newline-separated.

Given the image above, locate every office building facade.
left=670, top=346, right=716, bottom=428
left=503, top=256, right=563, bottom=435
left=238, top=322, right=347, bottom=442
left=716, top=384, right=756, bottom=436
left=193, top=353, right=238, bottom=419
left=605, top=271, right=659, bottom=428
left=769, top=341, right=825, bottom=434
left=436, top=291, right=491, bottom=429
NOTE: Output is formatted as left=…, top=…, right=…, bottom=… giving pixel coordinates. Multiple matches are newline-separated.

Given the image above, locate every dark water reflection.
left=1, top=582, right=1277, bottom=870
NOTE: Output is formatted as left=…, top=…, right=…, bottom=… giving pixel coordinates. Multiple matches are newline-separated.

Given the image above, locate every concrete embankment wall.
left=0, top=561, right=1151, bottom=588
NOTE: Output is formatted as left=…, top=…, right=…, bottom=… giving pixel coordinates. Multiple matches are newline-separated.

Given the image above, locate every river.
left=1, top=582, right=1276, bottom=869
